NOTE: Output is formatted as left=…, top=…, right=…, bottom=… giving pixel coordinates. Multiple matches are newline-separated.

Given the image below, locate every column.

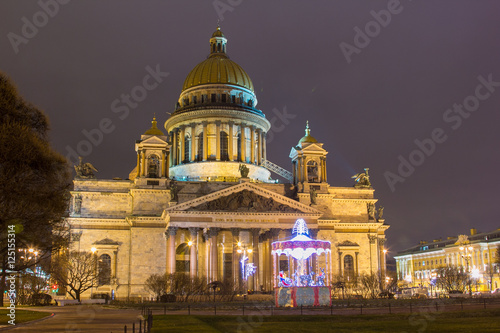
left=165, top=152, right=170, bottom=178
left=270, top=229, right=280, bottom=289
left=166, top=227, right=178, bottom=274
left=190, top=123, right=196, bottom=162
left=251, top=229, right=260, bottom=292
left=172, top=128, right=178, bottom=166
left=202, top=121, right=208, bottom=161
left=179, top=125, right=185, bottom=164
left=161, top=150, right=166, bottom=178
left=136, top=151, right=140, bottom=178
left=323, top=157, right=328, bottom=182
left=250, top=126, right=255, bottom=164
left=296, top=158, right=301, bottom=183
left=257, top=129, right=262, bottom=165
left=302, top=157, right=307, bottom=182
left=228, top=121, right=234, bottom=162
left=240, top=123, right=246, bottom=162
left=215, top=121, right=221, bottom=161
left=189, top=227, right=199, bottom=278
left=262, top=132, right=267, bottom=161
left=141, top=151, right=146, bottom=177
left=231, top=228, right=239, bottom=286
left=261, top=235, right=269, bottom=291
left=209, top=228, right=219, bottom=281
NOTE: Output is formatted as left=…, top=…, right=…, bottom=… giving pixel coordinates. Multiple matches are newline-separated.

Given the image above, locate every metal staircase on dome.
left=262, top=160, right=293, bottom=183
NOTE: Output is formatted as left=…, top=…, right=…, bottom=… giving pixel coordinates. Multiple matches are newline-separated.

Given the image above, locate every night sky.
left=2, top=0, right=499, bottom=255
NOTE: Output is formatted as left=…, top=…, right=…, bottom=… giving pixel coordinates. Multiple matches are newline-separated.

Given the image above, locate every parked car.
left=378, top=291, right=395, bottom=299
left=491, top=288, right=500, bottom=296
left=448, top=290, right=468, bottom=298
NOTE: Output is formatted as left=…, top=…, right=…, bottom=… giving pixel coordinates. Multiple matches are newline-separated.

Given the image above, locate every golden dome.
left=144, top=117, right=164, bottom=136
left=182, top=27, right=254, bottom=92
left=212, top=26, right=225, bottom=38
left=298, top=121, right=318, bottom=144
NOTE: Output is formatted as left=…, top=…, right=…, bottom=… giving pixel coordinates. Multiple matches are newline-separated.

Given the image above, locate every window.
left=221, top=94, right=227, bottom=103
left=231, top=95, right=235, bottom=103
left=307, top=161, right=319, bottom=182
left=211, top=94, right=216, bottom=103
left=184, top=135, right=191, bottom=163
left=220, top=131, right=229, bottom=161
left=197, top=132, right=203, bottom=161
left=175, top=243, right=190, bottom=273
left=98, top=254, right=111, bottom=285
left=344, top=255, right=354, bottom=277
left=147, top=154, right=160, bottom=178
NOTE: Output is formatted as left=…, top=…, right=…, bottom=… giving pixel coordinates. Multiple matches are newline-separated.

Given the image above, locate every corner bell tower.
left=290, top=121, right=328, bottom=193
left=130, top=117, right=170, bottom=187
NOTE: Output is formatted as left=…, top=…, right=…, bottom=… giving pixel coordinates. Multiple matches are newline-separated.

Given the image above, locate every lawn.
left=151, top=309, right=500, bottom=332
left=0, top=308, right=52, bottom=325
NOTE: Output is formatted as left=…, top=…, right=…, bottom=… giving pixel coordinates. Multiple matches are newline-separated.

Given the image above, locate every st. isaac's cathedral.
left=66, top=27, right=389, bottom=300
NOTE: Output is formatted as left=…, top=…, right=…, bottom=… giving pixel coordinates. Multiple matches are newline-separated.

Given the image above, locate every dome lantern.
left=210, top=26, right=227, bottom=56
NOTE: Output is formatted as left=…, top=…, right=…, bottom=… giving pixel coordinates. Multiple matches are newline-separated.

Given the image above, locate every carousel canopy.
left=271, top=219, right=331, bottom=260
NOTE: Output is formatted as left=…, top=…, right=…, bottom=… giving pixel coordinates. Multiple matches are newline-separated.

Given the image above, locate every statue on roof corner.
left=352, top=167, right=371, bottom=188
left=74, top=157, right=98, bottom=179
left=239, top=164, right=249, bottom=178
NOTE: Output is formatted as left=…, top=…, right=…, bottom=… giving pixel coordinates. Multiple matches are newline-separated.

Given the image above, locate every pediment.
left=337, top=240, right=359, bottom=247
left=300, top=143, right=326, bottom=153
left=140, top=135, right=168, bottom=145
left=166, top=182, right=321, bottom=214
left=93, top=238, right=120, bottom=245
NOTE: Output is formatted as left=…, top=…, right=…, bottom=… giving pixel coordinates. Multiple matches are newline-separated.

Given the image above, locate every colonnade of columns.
left=164, top=226, right=285, bottom=292
left=169, top=122, right=267, bottom=167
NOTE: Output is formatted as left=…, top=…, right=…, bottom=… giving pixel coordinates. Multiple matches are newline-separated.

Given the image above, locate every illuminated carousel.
left=272, top=219, right=332, bottom=307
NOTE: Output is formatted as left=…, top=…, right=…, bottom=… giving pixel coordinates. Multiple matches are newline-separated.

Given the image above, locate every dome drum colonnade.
left=164, top=27, right=271, bottom=182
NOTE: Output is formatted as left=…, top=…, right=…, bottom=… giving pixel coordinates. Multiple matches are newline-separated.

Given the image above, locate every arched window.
left=175, top=243, right=190, bottom=273
left=184, top=135, right=191, bottom=163
left=344, top=255, right=354, bottom=278
left=307, top=160, right=319, bottom=183
left=98, top=254, right=111, bottom=285
left=220, top=131, right=229, bottom=161
left=147, top=154, right=160, bottom=178
left=197, top=132, right=203, bottom=161
left=237, top=133, right=242, bottom=162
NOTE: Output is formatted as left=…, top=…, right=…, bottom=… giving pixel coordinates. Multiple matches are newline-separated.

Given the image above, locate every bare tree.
left=435, top=266, right=470, bottom=293
left=145, top=273, right=168, bottom=301
left=359, top=272, right=382, bottom=299
left=50, top=251, right=100, bottom=302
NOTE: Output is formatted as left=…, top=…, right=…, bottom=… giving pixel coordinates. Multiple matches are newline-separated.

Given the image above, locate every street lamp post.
left=236, top=242, right=255, bottom=296
left=460, top=245, right=473, bottom=297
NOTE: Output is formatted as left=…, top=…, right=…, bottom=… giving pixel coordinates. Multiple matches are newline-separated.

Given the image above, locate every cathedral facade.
left=66, top=27, right=389, bottom=300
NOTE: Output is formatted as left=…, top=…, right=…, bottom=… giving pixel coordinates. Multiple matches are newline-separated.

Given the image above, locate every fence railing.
left=123, top=307, right=153, bottom=333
